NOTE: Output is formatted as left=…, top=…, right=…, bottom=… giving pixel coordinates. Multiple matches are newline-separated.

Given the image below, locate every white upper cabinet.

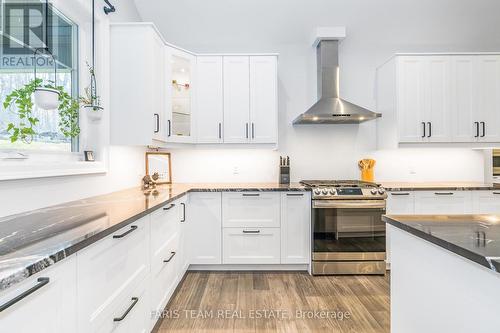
left=167, top=48, right=196, bottom=143
left=110, top=23, right=166, bottom=145
left=223, top=56, right=251, bottom=143
left=196, top=56, right=224, bottom=143
left=377, top=53, right=500, bottom=147
left=250, top=56, right=278, bottom=143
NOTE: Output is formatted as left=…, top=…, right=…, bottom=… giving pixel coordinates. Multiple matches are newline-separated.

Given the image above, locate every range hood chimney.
left=293, top=38, right=381, bottom=125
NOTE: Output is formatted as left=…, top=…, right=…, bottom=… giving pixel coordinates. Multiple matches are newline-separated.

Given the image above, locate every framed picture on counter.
left=145, top=152, right=172, bottom=184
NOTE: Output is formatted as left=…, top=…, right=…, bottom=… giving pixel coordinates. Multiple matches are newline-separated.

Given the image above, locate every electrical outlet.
left=233, top=166, right=240, bottom=175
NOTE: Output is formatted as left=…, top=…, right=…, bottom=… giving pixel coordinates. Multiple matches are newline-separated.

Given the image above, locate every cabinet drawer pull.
left=167, top=120, right=172, bottom=137
left=286, top=193, right=304, bottom=196
left=163, top=251, right=176, bottom=263
left=113, top=297, right=139, bottom=322
left=251, top=123, right=255, bottom=139
left=242, top=193, right=260, bottom=197
left=218, top=123, right=222, bottom=139
left=427, top=122, right=432, bottom=138
left=245, top=123, right=249, bottom=139
left=0, top=277, right=49, bottom=312
left=113, top=225, right=138, bottom=239
left=421, top=122, right=426, bottom=138
left=180, top=203, right=186, bottom=222
left=242, top=230, right=260, bottom=234
left=474, top=122, right=480, bottom=138
left=163, top=203, right=176, bottom=211
left=434, top=192, right=454, bottom=195
left=390, top=192, right=410, bottom=196
left=481, top=121, right=486, bottom=137
left=154, top=113, right=160, bottom=133
left=493, top=192, right=500, bottom=195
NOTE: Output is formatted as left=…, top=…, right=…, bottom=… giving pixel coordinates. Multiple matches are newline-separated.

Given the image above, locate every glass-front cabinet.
left=165, top=47, right=195, bottom=143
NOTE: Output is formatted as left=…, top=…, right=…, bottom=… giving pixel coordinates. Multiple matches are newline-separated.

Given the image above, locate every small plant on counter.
left=2, top=79, right=80, bottom=144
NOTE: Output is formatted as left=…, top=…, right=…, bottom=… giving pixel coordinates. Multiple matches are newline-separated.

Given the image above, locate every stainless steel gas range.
left=300, top=180, right=387, bottom=275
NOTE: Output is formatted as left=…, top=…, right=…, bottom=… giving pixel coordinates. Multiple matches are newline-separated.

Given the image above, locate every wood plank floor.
left=153, top=271, right=390, bottom=333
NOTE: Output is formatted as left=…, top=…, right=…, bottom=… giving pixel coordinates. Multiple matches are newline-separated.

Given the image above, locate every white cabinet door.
left=110, top=24, right=165, bottom=145
left=280, top=192, right=310, bottom=264
left=196, top=56, right=224, bottom=143
left=451, top=56, right=478, bottom=142
left=167, top=48, right=196, bottom=143
left=0, top=257, right=77, bottom=333
left=152, top=34, right=166, bottom=142
left=249, top=56, right=278, bottom=143
left=425, top=56, right=452, bottom=142
left=476, top=55, right=500, bottom=142
left=188, top=192, right=222, bottom=265
left=222, top=192, right=280, bottom=228
left=223, top=56, right=250, bottom=143
left=386, top=192, right=415, bottom=214
left=397, top=56, right=427, bottom=142
left=177, top=195, right=190, bottom=274
left=414, top=191, right=473, bottom=214
left=472, top=191, right=500, bottom=214
left=223, top=228, right=280, bottom=264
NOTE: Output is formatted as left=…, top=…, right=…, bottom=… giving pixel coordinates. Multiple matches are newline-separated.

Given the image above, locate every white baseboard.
left=188, top=264, right=309, bottom=271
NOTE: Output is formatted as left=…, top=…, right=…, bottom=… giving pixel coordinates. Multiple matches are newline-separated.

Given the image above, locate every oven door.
left=312, top=200, right=386, bottom=261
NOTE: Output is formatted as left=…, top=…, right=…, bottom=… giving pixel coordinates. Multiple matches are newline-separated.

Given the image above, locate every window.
left=0, top=1, right=79, bottom=152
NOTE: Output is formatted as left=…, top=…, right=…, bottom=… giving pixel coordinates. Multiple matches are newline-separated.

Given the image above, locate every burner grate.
left=300, top=180, right=379, bottom=188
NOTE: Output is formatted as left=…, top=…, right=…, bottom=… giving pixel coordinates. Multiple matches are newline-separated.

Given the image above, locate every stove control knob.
left=321, top=189, right=328, bottom=195
left=378, top=188, right=386, bottom=195
left=329, top=189, right=337, bottom=195
left=313, top=189, right=321, bottom=195
left=370, top=189, right=378, bottom=195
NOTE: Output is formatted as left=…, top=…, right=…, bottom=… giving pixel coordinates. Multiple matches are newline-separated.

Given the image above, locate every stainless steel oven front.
left=312, top=199, right=386, bottom=275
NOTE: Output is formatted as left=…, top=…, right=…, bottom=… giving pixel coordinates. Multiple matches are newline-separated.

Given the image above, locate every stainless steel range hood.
left=293, top=40, right=381, bottom=125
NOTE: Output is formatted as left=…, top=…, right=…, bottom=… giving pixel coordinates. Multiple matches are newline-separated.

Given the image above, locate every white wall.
left=136, top=0, right=498, bottom=183
left=0, top=0, right=144, bottom=217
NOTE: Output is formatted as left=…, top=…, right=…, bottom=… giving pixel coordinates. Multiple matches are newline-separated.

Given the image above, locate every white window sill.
left=0, top=160, right=107, bottom=181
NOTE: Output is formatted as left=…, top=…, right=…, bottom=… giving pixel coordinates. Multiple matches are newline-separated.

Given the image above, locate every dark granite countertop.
left=383, top=214, right=500, bottom=273
left=380, top=181, right=500, bottom=191
left=0, top=183, right=308, bottom=292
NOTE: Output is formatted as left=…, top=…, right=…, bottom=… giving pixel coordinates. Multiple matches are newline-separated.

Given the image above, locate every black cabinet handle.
left=242, top=230, right=260, bottom=234
left=245, top=123, right=249, bottom=139
left=421, top=122, right=426, bottom=138
left=493, top=192, right=500, bottom=195
left=286, top=193, right=304, bottom=197
left=0, top=277, right=49, bottom=312
left=427, top=122, right=432, bottom=138
left=113, top=297, right=139, bottom=322
left=163, top=251, right=176, bottom=263
left=154, top=114, right=160, bottom=133
left=113, top=225, right=138, bottom=239
left=242, top=193, right=260, bottom=197
left=434, top=192, right=454, bottom=195
left=390, top=192, right=410, bottom=196
left=218, top=123, right=222, bottom=139
left=163, top=203, right=175, bottom=211
left=474, top=122, right=479, bottom=138
left=180, top=203, right=186, bottom=222
left=167, top=120, right=172, bottom=137
left=251, top=123, right=255, bottom=139
left=481, top=121, right=486, bottom=137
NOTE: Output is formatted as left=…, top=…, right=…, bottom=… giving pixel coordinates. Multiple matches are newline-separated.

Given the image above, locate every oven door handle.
left=313, top=200, right=386, bottom=209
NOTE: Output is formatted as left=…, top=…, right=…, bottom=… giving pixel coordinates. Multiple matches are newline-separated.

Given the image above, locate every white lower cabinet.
left=222, top=192, right=280, bottom=228
left=0, top=257, right=77, bottom=333
left=77, top=216, right=150, bottom=333
left=188, top=192, right=222, bottom=264
left=386, top=192, right=415, bottom=214
left=414, top=191, right=472, bottom=214
left=280, top=192, right=311, bottom=264
left=472, top=190, right=500, bottom=213
left=223, top=227, right=281, bottom=264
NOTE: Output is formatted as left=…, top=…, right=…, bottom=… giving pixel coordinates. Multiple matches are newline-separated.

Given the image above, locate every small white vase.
left=84, top=105, right=104, bottom=121
left=34, top=87, right=60, bottom=110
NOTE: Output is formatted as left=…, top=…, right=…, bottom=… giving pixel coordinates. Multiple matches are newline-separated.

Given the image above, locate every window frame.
left=0, top=0, right=108, bottom=180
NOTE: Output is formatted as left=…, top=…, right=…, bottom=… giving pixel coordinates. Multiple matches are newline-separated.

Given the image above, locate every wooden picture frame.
left=145, top=152, right=172, bottom=184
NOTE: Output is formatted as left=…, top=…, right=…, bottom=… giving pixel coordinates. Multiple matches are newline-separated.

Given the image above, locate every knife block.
left=279, top=166, right=290, bottom=184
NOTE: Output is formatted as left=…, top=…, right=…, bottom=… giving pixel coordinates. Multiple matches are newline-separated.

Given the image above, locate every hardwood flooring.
left=153, top=271, right=390, bottom=333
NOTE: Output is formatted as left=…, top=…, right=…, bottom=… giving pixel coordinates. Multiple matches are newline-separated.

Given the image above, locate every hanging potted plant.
left=3, top=79, right=80, bottom=144
left=81, top=63, right=104, bottom=121
left=33, top=48, right=61, bottom=110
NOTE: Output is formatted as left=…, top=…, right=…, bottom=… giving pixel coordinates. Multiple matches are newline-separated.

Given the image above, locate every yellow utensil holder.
left=361, top=169, right=374, bottom=182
